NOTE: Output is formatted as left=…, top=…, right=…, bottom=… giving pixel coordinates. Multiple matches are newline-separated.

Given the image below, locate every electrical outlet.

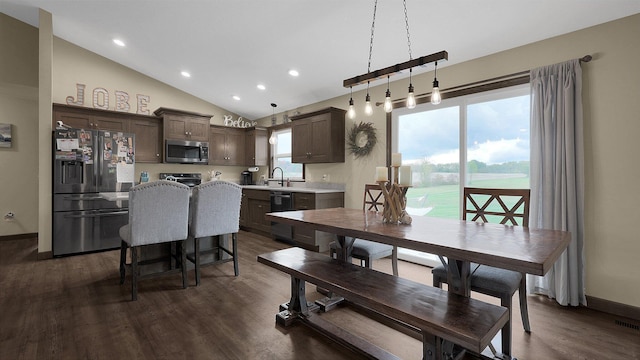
left=322, top=174, right=329, bottom=182
left=4, top=212, right=15, bottom=221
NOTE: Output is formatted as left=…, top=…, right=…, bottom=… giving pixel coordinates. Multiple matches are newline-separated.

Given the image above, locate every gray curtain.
left=528, top=59, right=586, bottom=306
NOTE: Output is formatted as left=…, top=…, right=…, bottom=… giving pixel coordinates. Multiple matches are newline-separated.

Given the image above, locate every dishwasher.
left=270, top=191, right=294, bottom=243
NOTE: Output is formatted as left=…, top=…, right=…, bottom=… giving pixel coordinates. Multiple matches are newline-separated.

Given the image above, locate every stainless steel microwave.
left=165, top=139, right=209, bottom=164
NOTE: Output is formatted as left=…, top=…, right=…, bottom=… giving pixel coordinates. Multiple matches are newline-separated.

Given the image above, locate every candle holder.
left=377, top=165, right=412, bottom=224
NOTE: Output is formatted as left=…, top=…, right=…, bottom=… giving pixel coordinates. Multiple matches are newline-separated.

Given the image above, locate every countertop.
left=241, top=185, right=344, bottom=194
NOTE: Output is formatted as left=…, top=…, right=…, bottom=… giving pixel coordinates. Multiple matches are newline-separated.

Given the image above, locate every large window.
left=392, top=84, right=530, bottom=264
left=270, top=128, right=303, bottom=179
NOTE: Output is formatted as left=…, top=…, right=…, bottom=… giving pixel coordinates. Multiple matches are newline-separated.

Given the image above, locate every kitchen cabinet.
left=53, top=104, right=130, bottom=132
left=245, top=127, right=268, bottom=166
left=242, top=189, right=271, bottom=235
left=291, top=192, right=344, bottom=252
left=239, top=191, right=249, bottom=227
left=291, top=107, right=346, bottom=164
left=130, top=117, right=162, bottom=163
left=209, top=126, right=245, bottom=166
left=155, top=107, right=211, bottom=142
left=53, top=104, right=162, bottom=163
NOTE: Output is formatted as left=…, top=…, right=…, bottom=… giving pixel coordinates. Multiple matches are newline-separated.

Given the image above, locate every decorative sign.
left=223, top=115, right=257, bottom=128
left=66, top=83, right=151, bottom=115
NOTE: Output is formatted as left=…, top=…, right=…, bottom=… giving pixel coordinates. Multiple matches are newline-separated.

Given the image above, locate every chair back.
left=126, top=180, right=191, bottom=246
left=190, top=180, right=242, bottom=238
left=363, top=184, right=385, bottom=212
left=463, top=187, right=530, bottom=227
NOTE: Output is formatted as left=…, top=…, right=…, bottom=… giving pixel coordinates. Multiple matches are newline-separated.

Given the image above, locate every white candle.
left=391, top=153, right=402, bottom=167
left=375, top=167, right=388, bottom=182
left=399, top=166, right=412, bottom=186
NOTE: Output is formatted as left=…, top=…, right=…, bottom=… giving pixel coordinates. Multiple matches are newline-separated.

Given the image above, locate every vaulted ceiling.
left=2, top=0, right=640, bottom=119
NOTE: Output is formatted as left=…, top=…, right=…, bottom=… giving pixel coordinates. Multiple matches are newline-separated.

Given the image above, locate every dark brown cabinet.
left=291, top=107, right=346, bottom=164
left=130, top=118, right=162, bottom=163
left=53, top=104, right=130, bottom=132
left=245, top=127, right=268, bottom=166
left=209, top=126, right=246, bottom=166
left=291, top=192, right=344, bottom=252
left=242, top=189, right=271, bottom=234
left=52, top=104, right=161, bottom=164
left=155, top=107, right=211, bottom=142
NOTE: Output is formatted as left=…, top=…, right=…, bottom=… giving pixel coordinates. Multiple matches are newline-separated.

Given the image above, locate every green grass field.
left=406, top=176, right=530, bottom=219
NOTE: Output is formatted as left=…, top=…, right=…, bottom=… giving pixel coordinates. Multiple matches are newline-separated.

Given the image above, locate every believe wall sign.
left=66, top=83, right=151, bottom=115
left=223, top=115, right=257, bottom=128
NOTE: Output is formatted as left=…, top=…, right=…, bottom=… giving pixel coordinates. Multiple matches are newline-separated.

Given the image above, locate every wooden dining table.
left=265, top=207, right=571, bottom=358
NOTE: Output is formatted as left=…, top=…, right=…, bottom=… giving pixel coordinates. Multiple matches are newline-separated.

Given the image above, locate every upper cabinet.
left=53, top=104, right=129, bottom=132
left=154, top=107, right=211, bottom=142
left=52, top=104, right=162, bottom=163
left=209, top=126, right=246, bottom=166
left=291, top=107, right=346, bottom=164
left=245, top=127, right=268, bottom=166
left=129, top=118, right=162, bottom=163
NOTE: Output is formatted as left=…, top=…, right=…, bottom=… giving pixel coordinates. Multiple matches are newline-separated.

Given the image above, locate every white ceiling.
left=2, top=1, right=640, bottom=119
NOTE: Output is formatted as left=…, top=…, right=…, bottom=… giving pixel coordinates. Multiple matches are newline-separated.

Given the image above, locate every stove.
left=159, top=173, right=202, bottom=188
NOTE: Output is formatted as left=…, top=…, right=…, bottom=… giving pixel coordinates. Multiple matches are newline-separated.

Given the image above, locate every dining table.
left=265, top=207, right=571, bottom=358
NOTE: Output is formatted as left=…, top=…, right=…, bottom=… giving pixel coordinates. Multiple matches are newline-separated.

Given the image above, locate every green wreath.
left=347, top=122, right=377, bottom=158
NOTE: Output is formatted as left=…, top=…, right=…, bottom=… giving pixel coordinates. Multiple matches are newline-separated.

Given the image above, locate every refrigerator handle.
left=96, top=131, right=102, bottom=188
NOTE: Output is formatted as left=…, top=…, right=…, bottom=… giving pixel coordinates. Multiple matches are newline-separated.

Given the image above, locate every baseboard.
left=0, top=233, right=37, bottom=241
left=587, top=295, right=640, bottom=322
left=37, top=251, right=53, bottom=260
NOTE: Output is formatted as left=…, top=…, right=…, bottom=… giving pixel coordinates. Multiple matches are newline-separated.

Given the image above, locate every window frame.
left=269, top=124, right=304, bottom=180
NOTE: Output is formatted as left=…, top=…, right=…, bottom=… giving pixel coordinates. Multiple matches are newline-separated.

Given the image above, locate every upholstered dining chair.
left=186, top=180, right=242, bottom=286
left=431, top=187, right=531, bottom=356
left=119, top=180, right=191, bottom=301
left=329, top=184, right=398, bottom=276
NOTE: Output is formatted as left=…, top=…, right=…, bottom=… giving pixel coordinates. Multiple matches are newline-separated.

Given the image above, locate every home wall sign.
left=223, top=115, right=257, bottom=128
left=66, top=83, right=151, bottom=115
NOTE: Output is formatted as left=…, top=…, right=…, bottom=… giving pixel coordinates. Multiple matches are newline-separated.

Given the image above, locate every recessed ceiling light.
left=257, top=84, right=266, bottom=90
left=288, top=69, right=299, bottom=77
left=181, top=71, right=191, bottom=78
left=113, top=39, right=125, bottom=47
left=233, top=95, right=241, bottom=101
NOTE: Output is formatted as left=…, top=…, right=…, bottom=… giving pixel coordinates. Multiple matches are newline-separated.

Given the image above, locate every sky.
left=397, top=92, right=530, bottom=165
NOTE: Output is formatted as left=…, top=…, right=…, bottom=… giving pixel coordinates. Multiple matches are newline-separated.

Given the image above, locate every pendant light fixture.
left=384, top=76, right=393, bottom=113
left=342, top=0, right=447, bottom=115
left=431, top=61, right=442, bottom=105
left=406, top=69, right=416, bottom=109
left=268, top=103, right=278, bottom=145
left=364, top=82, right=373, bottom=116
left=347, top=87, right=356, bottom=119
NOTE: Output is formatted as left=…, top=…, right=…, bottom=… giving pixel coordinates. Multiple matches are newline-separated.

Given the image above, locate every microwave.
left=165, top=140, right=209, bottom=164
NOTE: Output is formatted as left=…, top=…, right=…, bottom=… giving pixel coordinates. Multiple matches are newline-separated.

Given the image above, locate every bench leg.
left=422, top=334, right=442, bottom=360
left=276, top=276, right=309, bottom=327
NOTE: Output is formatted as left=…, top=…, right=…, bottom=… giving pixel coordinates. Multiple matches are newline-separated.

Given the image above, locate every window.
left=392, top=84, right=530, bottom=265
left=271, top=128, right=303, bottom=179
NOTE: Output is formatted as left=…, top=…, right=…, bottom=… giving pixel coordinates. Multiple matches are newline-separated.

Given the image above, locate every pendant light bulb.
left=431, top=62, right=441, bottom=105
left=384, top=76, right=393, bottom=113
left=406, top=84, right=416, bottom=109
left=269, top=133, right=277, bottom=145
left=364, top=93, right=373, bottom=116
left=406, top=69, right=416, bottom=109
left=347, top=87, right=356, bottom=119
left=431, top=79, right=441, bottom=105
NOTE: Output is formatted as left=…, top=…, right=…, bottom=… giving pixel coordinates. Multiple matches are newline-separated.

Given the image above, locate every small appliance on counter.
left=240, top=167, right=260, bottom=185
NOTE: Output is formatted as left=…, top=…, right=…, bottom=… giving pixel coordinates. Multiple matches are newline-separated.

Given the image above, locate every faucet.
left=272, top=167, right=284, bottom=187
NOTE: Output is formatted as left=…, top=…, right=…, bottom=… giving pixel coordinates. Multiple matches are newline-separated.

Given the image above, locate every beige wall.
left=0, top=13, right=39, bottom=237
left=2, top=11, right=639, bottom=308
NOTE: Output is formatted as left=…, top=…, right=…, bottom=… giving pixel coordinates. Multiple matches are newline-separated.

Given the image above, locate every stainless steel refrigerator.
left=53, top=128, right=135, bottom=256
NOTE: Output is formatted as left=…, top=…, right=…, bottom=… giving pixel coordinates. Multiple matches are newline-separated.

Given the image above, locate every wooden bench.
left=257, top=247, right=509, bottom=360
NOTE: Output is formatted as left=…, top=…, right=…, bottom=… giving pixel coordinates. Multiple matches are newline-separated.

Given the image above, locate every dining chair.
left=119, top=180, right=191, bottom=301
left=329, top=184, right=398, bottom=276
left=431, top=187, right=531, bottom=356
left=186, top=180, right=242, bottom=286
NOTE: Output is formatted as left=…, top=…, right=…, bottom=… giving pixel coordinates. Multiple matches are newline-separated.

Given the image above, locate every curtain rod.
left=377, top=54, right=592, bottom=107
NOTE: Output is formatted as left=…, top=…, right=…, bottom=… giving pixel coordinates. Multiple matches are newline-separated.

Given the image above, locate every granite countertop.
left=241, top=185, right=344, bottom=194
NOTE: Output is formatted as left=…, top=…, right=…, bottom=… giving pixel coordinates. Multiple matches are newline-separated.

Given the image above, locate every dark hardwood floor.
left=1, top=232, right=638, bottom=359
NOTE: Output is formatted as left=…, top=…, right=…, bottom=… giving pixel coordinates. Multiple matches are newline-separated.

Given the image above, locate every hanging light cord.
left=403, top=0, right=413, bottom=60
left=367, top=0, right=378, bottom=73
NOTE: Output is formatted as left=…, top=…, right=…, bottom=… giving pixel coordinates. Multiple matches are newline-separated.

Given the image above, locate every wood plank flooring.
left=1, top=231, right=639, bottom=359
